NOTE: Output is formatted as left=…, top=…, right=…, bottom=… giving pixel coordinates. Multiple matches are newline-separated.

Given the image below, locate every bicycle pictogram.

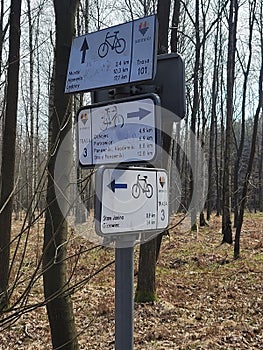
left=100, top=105, right=124, bottom=131
left=132, top=175, right=153, bottom=199
left=98, top=31, right=126, bottom=58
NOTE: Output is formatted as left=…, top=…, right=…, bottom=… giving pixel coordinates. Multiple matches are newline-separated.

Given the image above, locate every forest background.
left=0, top=0, right=262, bottom=349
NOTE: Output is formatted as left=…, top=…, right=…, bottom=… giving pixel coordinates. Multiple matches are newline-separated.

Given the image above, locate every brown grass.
left=0, top=212, right=263, bottom=349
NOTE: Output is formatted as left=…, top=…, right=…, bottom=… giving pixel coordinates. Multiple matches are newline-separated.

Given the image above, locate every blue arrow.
left=127, top=108, right=151, bottom=120
left=108, top=179, right=127, bottom=193
left=80, top=38, right=89, bottom=64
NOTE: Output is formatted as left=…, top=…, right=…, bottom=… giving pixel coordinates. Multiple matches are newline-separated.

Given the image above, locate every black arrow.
left=127, top=108, right=151, bottom=120
left=80, top=37, right=89, bottom=64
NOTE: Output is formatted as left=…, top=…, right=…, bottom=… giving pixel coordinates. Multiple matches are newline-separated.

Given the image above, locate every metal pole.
left=115, top=245, right=134, bottom=350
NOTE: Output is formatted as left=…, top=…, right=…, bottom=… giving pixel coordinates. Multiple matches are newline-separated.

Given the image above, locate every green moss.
left=134, top=290, right=157, bottom=303
left=156, top=265, right=173, bottom=276
left=244, top=212, right=262, bottom=219
left=254, top=253, right=263, bottom=262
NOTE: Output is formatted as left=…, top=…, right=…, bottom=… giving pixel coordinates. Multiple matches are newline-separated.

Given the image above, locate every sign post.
left=95, top=166, right=169, bottom=349
left=65, top=12, right=185, bottom=349
left=115, top=243, right=134, bottom=350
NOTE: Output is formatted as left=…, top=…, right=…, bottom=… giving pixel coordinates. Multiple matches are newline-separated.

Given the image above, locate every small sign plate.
left=65, top=15, right=157, bottom=93
left=77, top=94, right=160, bottom=167
left=95, top=166, right=169, bottom=236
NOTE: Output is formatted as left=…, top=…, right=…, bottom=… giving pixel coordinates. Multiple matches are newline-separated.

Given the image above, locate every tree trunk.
left=234, top=3, right=263, bottom=258
left=157, top=0, right=171, bottom=54
left=198, top=2, right=209, bottom=228
left=135, top=0, right=171, bottom=303
left=233, top=2, right=255, bottom=227
left=0, top=0, right=9, bottom=76
left=259, top=116, right=263, bottom=211
left=222, top=0, right=238, bottom=244
left=42, top=1, right=79, bottom=349
left=26, top=0, right=35, bottom=221
left=170, top=0, right=180, bottom=53
left=234, top=64, right=263, bottom=259
left=207, top=17, right=219, bottom=221
left=0, top=0, right=22, bottom=310
left=189, top=0, right=201, bottom=231
left=135, top=240, right=157, bottom=302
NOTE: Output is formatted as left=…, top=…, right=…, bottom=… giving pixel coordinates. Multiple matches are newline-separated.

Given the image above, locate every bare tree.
left=0, top=0, right=22, bottom=310
left=234, top=0, right=263, bottom=258
left=233, top=0, right=255, bottom=227
left=0, top=0, right=9, bottom=77
left=259, top=115, right=263, bottom=211
left=42, top=1, right=79, bottom=349
left=221, top=0, right=238, bottom=244
left=170, top=0, right=180, bottom=53
left=207, top=10, right=221, bottom=221
left=26, top=0, right=35, bottom=220
left=135, top=0, right=171, bottom=303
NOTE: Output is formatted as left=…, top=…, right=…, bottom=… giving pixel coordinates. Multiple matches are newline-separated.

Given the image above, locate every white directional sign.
left=77, top=94, right=160, bottom=167
left=95, top=167, right=169, bottom=236
left=65, top=15, right=157, bottom=93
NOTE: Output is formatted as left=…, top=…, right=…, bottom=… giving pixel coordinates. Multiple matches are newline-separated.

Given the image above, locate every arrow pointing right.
left=127, top=108, right=151, bottom=120
left=80, top=37, right=89, bottom=64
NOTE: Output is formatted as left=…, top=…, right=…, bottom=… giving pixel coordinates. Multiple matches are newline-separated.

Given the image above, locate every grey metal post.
left=115, top=245, right=134, bottom=350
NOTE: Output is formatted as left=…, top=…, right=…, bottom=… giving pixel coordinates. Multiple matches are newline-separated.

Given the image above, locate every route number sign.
left=65, top=15, right=157, bottom=93
left=77, top=94, right=160, bottom=167
left=95, top=166, right=169, bottom=237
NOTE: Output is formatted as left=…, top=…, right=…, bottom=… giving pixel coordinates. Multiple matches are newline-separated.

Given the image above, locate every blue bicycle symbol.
left=98, top=31, right=126, bottom=58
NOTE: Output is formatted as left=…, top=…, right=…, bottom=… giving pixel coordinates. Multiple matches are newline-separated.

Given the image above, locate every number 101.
left=138, top=66, right=148, bottom=75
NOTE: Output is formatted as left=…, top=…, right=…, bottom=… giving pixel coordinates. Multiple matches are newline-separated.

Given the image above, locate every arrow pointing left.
left=80, top=37, right=89, bottom=64
left=108, top=179, right=127, bottom=193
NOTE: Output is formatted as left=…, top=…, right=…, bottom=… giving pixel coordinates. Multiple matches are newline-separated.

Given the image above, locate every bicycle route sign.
left=95, top=166, right=169, bottom=236
left=77, top=94, right=161, bottom=167
left=65, top=14, right=157, bottom=93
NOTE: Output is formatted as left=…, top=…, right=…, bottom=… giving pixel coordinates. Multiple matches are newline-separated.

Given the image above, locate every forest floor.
left=0, top=212, right=263, bottom=349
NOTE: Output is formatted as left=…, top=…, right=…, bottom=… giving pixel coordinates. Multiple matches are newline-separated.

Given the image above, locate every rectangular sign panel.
left=95, top=167, right=169, bottom=236
left=65, top=15, right=157, bottom=93
left=92, top=53, right=186, bottom=120
left=77, top=94, right=160, bottom=167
